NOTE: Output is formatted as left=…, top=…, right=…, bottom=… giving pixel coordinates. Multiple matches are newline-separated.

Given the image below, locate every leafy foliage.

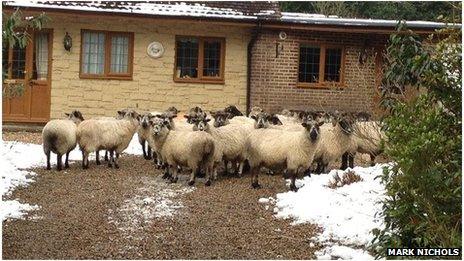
left=281, top=1, right=461, bottom=22
left=2, top=8, right=50, bottom=97
left=371, top=23, right=462, bottom=259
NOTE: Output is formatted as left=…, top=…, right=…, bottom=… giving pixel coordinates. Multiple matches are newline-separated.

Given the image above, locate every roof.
left=3, top=1, right=459, bottom=30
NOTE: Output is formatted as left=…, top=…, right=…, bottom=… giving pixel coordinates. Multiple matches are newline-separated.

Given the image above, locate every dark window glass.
left=176, top=38, right=198, bottom=79
left=2, top=44, right=9, bottom=78
left=203, top=40, right=221, bottom=77
left=11, top=44, right=26, bottom=79
left=299, top=45, right=320, bottom=83
left=324, top=48, right=342, bottom=82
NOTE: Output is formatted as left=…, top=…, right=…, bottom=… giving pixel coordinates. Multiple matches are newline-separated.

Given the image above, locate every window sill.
left=296, top=82, right=345, bottom=89
left=79, top=74, right=133, bottom=81
left=174, top=78, right=225, bottom=85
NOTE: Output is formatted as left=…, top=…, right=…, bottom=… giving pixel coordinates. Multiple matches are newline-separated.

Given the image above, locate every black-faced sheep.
left=42, top=110, right=84, bottom=170
left=77, top=109, right=140, bottom=169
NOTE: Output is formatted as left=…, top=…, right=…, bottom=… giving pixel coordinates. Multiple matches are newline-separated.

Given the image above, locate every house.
left=2, top=1, right=451, bottom=123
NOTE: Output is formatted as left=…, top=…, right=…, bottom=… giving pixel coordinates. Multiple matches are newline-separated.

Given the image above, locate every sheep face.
left=332, top=112, right=355, bottom=134
left=140, top=113, right=152, bottom=129
left=118, top=109, right=140, bottom=124
left=151, top=118, right=170, bottom=136
left=251, top=112, right=271, bottom=129
left=302, top=120, right=324, bottom=142
left=248, top=106, right=263, bottom=117
left=224, top=105, right=243, bottom=117
left=185, top=106, right=204, bottom=124
left=166, top=106, right=178, bottom=115
left=210, top=110, right=230, bottom=128
left=64, top=110, right=84, bottom=124
left=192, top=116, right=211, bottom=131
left=269, top=114, right=283, bottom=125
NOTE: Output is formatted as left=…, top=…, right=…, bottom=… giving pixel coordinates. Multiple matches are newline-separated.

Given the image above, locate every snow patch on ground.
left=1, top=135, right=142, bottom=220
left=107, top=176, right=193, bottom=242
left=259, top=164, right=388, bottom=259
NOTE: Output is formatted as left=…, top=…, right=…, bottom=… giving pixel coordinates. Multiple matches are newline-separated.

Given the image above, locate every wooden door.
left=3, top=30, right=52, bottom=123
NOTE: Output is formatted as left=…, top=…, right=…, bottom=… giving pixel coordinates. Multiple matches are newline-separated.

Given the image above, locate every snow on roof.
left=3, top=1, right=459, bottom=29
left=280, top=12, right=458, bottom=29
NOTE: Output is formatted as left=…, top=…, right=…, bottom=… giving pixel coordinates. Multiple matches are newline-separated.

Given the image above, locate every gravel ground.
left=2, top=131, right=42, bottom=144
left=2, top=131, right=387, bottom=259
left=2, top=154, right=321, bottom=259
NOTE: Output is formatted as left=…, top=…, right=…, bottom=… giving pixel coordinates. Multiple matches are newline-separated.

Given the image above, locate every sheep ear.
left=210, top=111, right=216, bottom=117
left=117, top=110, right=124, bottom=116
left=184, top=115, right=190, bottom=119
left=205, top=118, right=211, bottom=122
left=64, top=113, right=70, bottom=117
left=301, top=122, right=308, bottom=128
left=250, top=115, right=257, bottom=120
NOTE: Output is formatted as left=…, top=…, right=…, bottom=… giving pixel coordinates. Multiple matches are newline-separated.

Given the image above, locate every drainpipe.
left=246, top=22, right=261, bottom=116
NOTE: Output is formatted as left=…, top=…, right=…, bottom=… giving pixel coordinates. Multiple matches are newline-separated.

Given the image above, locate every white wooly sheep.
left=150, top=118, right=216, bottom=186
left=351, top=121, right=386, bottom=166
left=42, top=110, right=84, bottom=171
left=138, top=113, right=155, bottom=160
left=313, top=119, right=358, bottom=173
left=77, top=109, right=140, bottom=169
left=245, top=120, right=322, bottom=191
left=192, top=116, right=251, bottom=177
left=92, top=115, right=119, bottom=164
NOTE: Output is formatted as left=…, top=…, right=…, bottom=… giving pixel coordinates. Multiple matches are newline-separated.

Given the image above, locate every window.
left=174, top=36, right=225, bottom=83
left=80, top=30, right=133, bottom=79
left=298, top=43, right=344, bottom=87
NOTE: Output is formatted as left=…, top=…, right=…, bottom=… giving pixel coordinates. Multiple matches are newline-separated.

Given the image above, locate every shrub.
left=371, top=23, right=461, bottom=259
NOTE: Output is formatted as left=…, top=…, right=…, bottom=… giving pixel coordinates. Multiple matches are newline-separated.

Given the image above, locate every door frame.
left=2, top=28, right=53, bottom=123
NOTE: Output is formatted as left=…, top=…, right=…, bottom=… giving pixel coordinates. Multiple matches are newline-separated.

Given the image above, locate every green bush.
left=371, top=23, right=461, bottom=259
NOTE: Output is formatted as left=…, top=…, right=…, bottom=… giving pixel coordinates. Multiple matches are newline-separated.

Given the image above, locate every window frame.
left=79, top=29, right=134, bottom=80
left=297, top=42, right=345, bottom=89
left=173, top=35, right=226, bottom=84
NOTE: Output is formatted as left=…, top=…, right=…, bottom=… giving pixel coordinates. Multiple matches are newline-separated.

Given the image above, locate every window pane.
left=299, top=45, right=320, bottom=83
left=2, top=44, right=8, bottom=78
left=11, top=43, right=26, bottom=79
left=33, top=32, right=49, bottom=80
left=324, top=48, right=342, bottom=82
left=203, top=40, right=221, bottom=77
left=176, top=37, right=198, bottom=78
left=110, top=35, right=129, bottom=73
left=81, top=31, right=105, bottom=74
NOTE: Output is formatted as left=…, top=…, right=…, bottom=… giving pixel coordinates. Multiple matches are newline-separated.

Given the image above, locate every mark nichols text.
left=387, top=248, right=460, bottom=256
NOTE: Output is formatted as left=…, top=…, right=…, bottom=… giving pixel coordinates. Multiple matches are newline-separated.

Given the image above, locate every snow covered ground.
left=1, top=135, right=141, bottom=220
left=259, top=164, right=389, bottom=260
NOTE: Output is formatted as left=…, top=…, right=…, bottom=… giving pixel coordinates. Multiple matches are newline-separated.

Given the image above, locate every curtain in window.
left=82, top=32, right=105, bottom=74
left=35, top=32, right=48, bottom=80
left=110, top=35, right=129, bottom=73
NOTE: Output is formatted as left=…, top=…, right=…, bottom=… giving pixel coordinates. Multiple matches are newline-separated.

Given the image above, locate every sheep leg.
left=340, top=152, right=348, bottom=170
left=56, top=154, right=62, bottom=171
left=96, top=150, right=101, bottom=165
left=113, top=151, right=120, bottom=169
left=65, top=151, right=70, bottom=169
left=222, top=159, right=229, bottom=175
left=141, top=140, right=147, bottom=159
left=162, top=163, right=171, bottom=179
left=108, top=150, right=114, bottom=168
left=251, top=167, right=261, bottom=189
left=237, top=161, right=244, bottom=178
left=170, top=165, right=178, bottom=183
left=104, top=151, right=109, bottom=161
left=82, top=150, right=90, bottom=169
left=146, top=145, right=153, bottom=160
left=188, top=167, right=196, bottom=186
left=348, top=154, right=354, bottom=169
left=45, top=150, right=51, bottom=170
left=205, top=166, right=212, bottom=186
left=289, top=169, right=298, bottom=192
left=370, top=154, right=376, bottom=166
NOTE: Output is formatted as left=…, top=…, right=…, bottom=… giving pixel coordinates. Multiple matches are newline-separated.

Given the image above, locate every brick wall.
left=250, top=29, right=387, bottom=114
left=45, top=13, right=249, bottom=119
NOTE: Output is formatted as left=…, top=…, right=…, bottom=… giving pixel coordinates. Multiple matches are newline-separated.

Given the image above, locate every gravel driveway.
left=3, top=132, right=320, bottom=259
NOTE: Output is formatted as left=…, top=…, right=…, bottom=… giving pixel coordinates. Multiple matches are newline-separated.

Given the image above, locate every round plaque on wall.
left=147, top=41, right=165, bottom=58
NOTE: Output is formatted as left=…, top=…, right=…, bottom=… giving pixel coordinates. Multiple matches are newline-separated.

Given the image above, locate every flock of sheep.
left=41, top=105, right=385, bottom=191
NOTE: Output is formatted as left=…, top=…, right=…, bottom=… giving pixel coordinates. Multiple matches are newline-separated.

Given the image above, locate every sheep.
left=77, top=109, right=140, bottom=169
left=150, top=117, right=216, bottom=186
left=245, top=118, right=323, bottom=191
left=313, top=112, right=358, bottom=174
left=341, top=120, right=385, bottom=169
left=138, top=112, right=155, bottom=160
left=248, top=106, right=263, bottom=118
left=184, top=106, right=204, bottom=124
left=224, top=105, right=243, bottom=117
left=42, top=110, right=84, bottom=171
left=92, top=115, right=120, bottom=164
left=191, top=114, right=250, bottom=177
